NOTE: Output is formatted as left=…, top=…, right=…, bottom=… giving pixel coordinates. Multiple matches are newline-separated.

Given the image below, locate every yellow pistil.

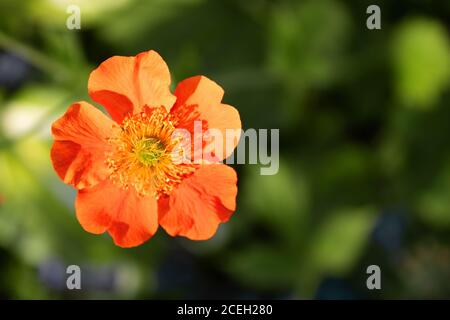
left=106, top=107, right=195, bottom=198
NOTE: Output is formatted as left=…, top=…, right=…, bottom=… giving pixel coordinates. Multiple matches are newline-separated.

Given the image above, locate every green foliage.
left=224, top=244, right=298, bottom=290
left=0, top=0, right=449, bottom=299
left=269, top=0, right=350, bottom=89
left=307, top=207, right=376, bottom=275
left=417, top=163, right=450, bottom=229
left=243, top=160, right=309, bottom=241
left=392, top=18, right=450, bottom=109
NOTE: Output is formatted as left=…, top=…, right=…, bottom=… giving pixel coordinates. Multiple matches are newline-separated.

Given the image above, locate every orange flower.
left=51, top=50, right=241, bottom=247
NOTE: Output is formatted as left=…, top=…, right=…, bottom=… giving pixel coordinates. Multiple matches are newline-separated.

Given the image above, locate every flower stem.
left=0, top=31, right=71, bottom=81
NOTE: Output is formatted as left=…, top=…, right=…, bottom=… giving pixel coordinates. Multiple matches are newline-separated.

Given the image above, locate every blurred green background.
left=0, top=0, right=449, bottom=299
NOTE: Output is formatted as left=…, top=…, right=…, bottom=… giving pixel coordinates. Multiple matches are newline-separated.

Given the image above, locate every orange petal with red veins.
left=88, top=50, right=176, bottom=123
left=75, top=179, right=158, bottom=248
left=51, top=101, right=113, bottom=190
left=158, top=164, right=237, bottom=240
left=171, top=76, right=241, bottom=162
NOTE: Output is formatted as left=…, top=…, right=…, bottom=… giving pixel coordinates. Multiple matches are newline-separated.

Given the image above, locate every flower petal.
left=171, top=76, right=241, bottom=162
left=88, top=50, right=176, bottom=123
left=75, top=179, right=158, bottom=248
left=51, top=101, right=113, bottom=190
left=158, top=164, right=237, bottom=240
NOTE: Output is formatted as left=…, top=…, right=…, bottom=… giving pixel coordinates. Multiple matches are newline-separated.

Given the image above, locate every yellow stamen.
left=106, top=107, right=195, bottom=198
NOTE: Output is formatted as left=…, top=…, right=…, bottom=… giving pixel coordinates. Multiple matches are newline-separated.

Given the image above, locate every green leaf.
left=242, top=159, right=309, bottom=242
left=0, top=85, right=68, bottom=139
left=223, top=244, right=298, bottom=290
left=269, top=0, right=350, bottom=89
left=28, top=0, right=132, bottom=27
left=417, top=164, right=450, bottom=229
left=392, top=18, right=450, bottom=109
left=307, top=206, right=376, bottom=275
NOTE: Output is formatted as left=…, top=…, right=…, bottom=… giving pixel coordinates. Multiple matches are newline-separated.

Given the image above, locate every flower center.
left=135, top=137, right=165, bottom=166
left=106, top=107, right=195, bottom=198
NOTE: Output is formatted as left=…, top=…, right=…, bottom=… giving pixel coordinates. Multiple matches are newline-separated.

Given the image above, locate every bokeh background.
left=0, top=0, right=449, bottom=299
